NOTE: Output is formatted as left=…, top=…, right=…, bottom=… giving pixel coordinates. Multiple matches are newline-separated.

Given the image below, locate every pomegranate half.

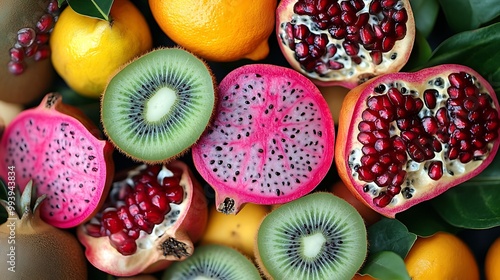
left=276, top=0, right=415, bottom=88
left=336, top=64, right=500, bottom=217
left=77, top=160, right=208, bottom=277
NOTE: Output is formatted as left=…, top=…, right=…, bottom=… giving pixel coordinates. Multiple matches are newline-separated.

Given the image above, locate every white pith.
left=145, top=87, right=177, bottom=122
left=278, top=0, right=409, bottom=83
left=348, top=75, right=495, bottom=208
left=301, top=232, right=326, bottom=258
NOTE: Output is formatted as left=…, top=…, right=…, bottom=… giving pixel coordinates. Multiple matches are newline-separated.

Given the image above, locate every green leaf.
left=410, top=0, right=440, bottom=37
left=438, top=0, right=500, bottom=32
left=396, top=201, right=459, bottom=237
left=432, top=154, right=500, bottom=229
left=416, top=23, right=500, bottom=93
left=402, top=30, right=432, bottom=71
left=66, top=0, right=114, bottom=21
left=367, top=217, right=417, bottom=259
left=360, top=251, right=411, bottom=280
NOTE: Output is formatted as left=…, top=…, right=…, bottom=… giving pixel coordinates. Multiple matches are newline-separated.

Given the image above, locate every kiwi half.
left=101, top=48, right=216, bottom=163
left=161, top=244, right=261, bottom=279
left=255, top=192, right=367, bottom=280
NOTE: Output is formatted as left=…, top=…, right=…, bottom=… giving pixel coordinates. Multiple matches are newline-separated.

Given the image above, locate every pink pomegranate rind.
left=336, top=64, right=500, bottom=217
left=0, top=93, right=114, bottom=228
left=77, top=160, right=208, bottom=277
left=276, top=0, right=415, bottom=88
left=192, top=63, right=335, bottom=214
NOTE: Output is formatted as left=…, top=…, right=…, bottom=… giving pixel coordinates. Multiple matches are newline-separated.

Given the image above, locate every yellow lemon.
left=199, top=203, right=270, bottom=257
left=50, top=0, right=152, bottom=98
left=149, top=0, right=277, bottom=62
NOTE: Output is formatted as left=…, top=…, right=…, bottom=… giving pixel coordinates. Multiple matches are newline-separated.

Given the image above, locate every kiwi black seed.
left=161, top=244, right=261, bottom=280
left=101, top=48, right=216, bottom=164
left=255, top=192, right=368, bottom=280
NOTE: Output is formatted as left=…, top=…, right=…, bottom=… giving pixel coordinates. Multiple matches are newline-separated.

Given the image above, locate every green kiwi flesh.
left=256, top=192, right=367, bottom=280
left=101, top=48, right=216, bottom=163
left=161, top=244, right=261, bottom=280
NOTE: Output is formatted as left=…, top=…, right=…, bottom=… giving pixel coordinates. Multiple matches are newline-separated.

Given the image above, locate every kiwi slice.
left=256, top=192, right=367, bottom=280
left=161, top=244, right=261, bottom=279
left=101, top=48, right=216, bottom=163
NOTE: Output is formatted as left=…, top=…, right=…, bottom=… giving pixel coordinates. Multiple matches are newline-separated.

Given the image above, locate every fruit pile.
left=1, top=0, right=499, bottom=279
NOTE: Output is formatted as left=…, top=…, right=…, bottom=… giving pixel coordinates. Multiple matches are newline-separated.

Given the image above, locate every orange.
left=485, top=236, right=500, bottom=280
left=331, top=180, right=381, bottom=226
left=404, top=231, right=479, bottom=280
left=50, top=0, right=152, bottom=98
left=149, top=0, right=277, bottom=62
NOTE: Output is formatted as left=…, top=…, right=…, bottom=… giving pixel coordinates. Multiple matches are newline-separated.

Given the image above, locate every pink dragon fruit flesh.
left=192, top=64, right=335, bottom=214
left=0, top=93, right=114, bottom=228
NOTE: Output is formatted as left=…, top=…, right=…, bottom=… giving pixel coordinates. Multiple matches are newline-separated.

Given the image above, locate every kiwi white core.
left=302, top=232, right=326, bottom=258
left=145, top=87, right=177, bottom=122
left=193, top=276, right=214, bottom=280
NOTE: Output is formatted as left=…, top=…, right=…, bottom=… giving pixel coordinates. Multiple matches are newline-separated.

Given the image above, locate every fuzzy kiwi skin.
left=101, top=47, right=217, bottom=165
left=254, top=192, right=368, bottom=280
left=0, top=0, right=55, bottom=104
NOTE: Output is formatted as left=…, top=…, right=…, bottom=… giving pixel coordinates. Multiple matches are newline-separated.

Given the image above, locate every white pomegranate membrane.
left=338, top=64, right=500, bottom=217
left=276, top=0, right=414, bottom=88
left=192, top=64, right=335, bottom=214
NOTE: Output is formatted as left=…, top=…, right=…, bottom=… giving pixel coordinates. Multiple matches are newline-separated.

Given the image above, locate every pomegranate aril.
left=24, top=44, right=38, bottom=57
left=128, top=229, right=140, bottom=239
left=34, top=45, right=51, bottom=61
left=342, top=11, right=358, bottom=25
left=358, top=120, right=376, bottom=132
left=376, top=173, right=391, bottom=186
left=351, top=0, right=365, bottom=10
left=117, top=206, right=135, bottom=230
left=422, top=116, right=438, bottom=134
left=373, top=192, right=392, bottom=207
left=447, top=87, right=462, bottom=99
left=392, top=170, right=406, bottom=185
left=436, top=107, right=450, bottom=126
left=459, top=152, right=472, bottom=163
left=343, top=41, right=359, bottom=56
left=374, top=138, right=391, bottom=152
left=484, top=131, right=498, bottom=142
left=355, top=13, right=369, bottom=27
left=369, top=0, right=382, bottom=13
left=381, top=18, right=395, bottom=35
left=370, top=51, right=382, bottom=65
left=165, top=185, right=184, bottom=204
left=358, top=166, right=375, bottom=181
left=8, top=61, right=25, bottom=75
left=17, top=28, right=36, bottom=47
left=109, top=231, right=137, bottom=256
left=328, top=60, right=344, bottom=70
left=448, top=72, right=468, bottom=88
left=393, top=9, right=408, bottom=23
left=381, top=36, right=395, bottom=52
left=294, top=24, right=309, bottom=40
left=36, top=13, right=54, bottom=32
left=85, top=223, right=104, bottom=237
left=381, top=0, right=397, bottom=8
left=361, top=155, right=378, bottom=166
left=362, top=145, right=377, bottom=155
left=102, top=211, right=124, bottom=234
left=128, top=204, right=141, bottom=216
left=36, top=33, right=50, bottom=44
left=394, top=23, right=406, bottom=40
left=362, top=109, right=379, bottom=122
left=316, top=0, right=329, bottom=11
left=387, top=184, right=401, bottom=195
left=423, top=89, right=438, bottom=109
left=47, top=0, right=60, bottom=14
left=370, top=162, right=385, bottom=175
left=9, top=47, right=24, bottom=62
left=295, top=42, right=309, bottom=58
left=360, top=25, right=375, bottom=44
left=144, top=210, right=164, bottom=224
left=134, top=214, right=153, bottom=234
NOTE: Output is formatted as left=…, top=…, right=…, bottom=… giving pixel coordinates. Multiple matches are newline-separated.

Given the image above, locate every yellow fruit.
left=149, top=0, right=277, bottom=62
left=404, top=231, right=479, bottom=280
left=199, top=203, right=270, bottom=257
left=50, top=0, right=152, bottom=98
left=485, top=237, right=500, bottom=280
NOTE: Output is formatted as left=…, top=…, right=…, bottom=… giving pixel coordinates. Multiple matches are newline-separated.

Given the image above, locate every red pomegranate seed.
left=369, top=0, right=382, bottom=13
left=422, top=116, right=438, bottom=134
left=374, top=138, right=391, bottom=152
left=392, top=170, right=406, bottom=185
left=360, top=25, right=375, bottom=45
left=165, top=185, right=184, bottom=204
left=109, top=231, right=137, bottom=256
left=381, top=0, right=397, bottom=8
left=362, top=145, right=378, bottom=155
left=134, top=214, right=153, bottom=234
left=36, top=14, right=54, bottom=33
left=24, top=44, right=38, bottom=57
left=8, top=61, right=25, bottom=75
left=375, top=118, right=389, bottom=130
left=423, top=89, right=437, bottom=109
left=316, top=0, right=329, bottom=11
left=295, top=42, right=309, bottom=58
left=340, top=1, right=355, bottom=12
left=85, top=223, right=103, bottom=237
left=329, top=26, right=347, bottom=39
left=448, top=73, right=468, bottom=88
left=381, top=36, right=395, bottom=52
left=373, top=192, right=392, bottom=207
left=484, top=131, right=498, bottom=142
left=394, top=23, right=407, bottom=40
left=427, top=161, right=443, bottom=180
left=341, top=11, right=358, bottom=25
left=387, top=184, right=401, bottom=195
left=362, top=109, right=379, bottom=122
left=355, top=13, right=369, bottom=27
left=393, top=9, right=408, bottom=23
left=361, top=155, right=378, bottom=166
left=128, top=229, right=140, bottom=239
left=144, top=210, right=164, bottom=224
left=327, top=2, right=341, bottom=16
left=358, top=121, right=376, bottom=132
left=294, top=2, right=314, bottom=15
left=358, top=166, right=375, bottom=181
left=459, top=152, right=472, bottom=163
left=128, top=204, right=141, bottom=216
left=102, top=211, right=124, bottom=234
left=370, top=162, right=385, bottom=175
left=381, top=18, right=395, bottom=35
left=294, top=24, right=309, bottom=40
left=379, top=154, right=393, bottom=165
left=9, top=47, right=24, bottom=62
left=47, top=0, right=59, bottom=14
left=386, top=88, right=403, bottom=105
left=36, top=33, right=50, bottom=44
left=464, top=86, right=478, bottom=97
left=328, top=60, right=344, bottom=69
left=370, top=51, right=382, bottom=65
left=373, top=129, right=390, bottom=139
left=376, top=173, right=391, bottom=187
left=117, top=206, right=135, bottom=230
left=17, top=27, right=36, bottom=47
left=34, top=45, right=51, bottom=61
left=485, top=120, right=499, bottom=131
left=343, top=40, right=360, bottom=56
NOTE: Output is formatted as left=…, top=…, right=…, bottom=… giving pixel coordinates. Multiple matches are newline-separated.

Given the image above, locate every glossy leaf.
left=417, top=23, right=500, bottom=93
left=397, top=201, right=459, bottom=237
left=367, top=217, right=417, bottom=259
left=360, top=251, right=411, bottom=280
left=410, top=0, right=439, bottom=37
left=66, top=0, right=114, bottom=21
left=438, top=0, right=500, bottom=32
left=432, top=154, right=500, bottom=229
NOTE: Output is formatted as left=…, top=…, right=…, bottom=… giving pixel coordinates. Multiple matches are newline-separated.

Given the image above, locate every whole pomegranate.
left=336, top=64, right=500, bottom=217
left=77, top=160, right=208, bottom=277
left=0, top=180, right=87, bottom=279
left=276, top=0, right=415, bottom=88
left=0, top=0, right=59, bottom=104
